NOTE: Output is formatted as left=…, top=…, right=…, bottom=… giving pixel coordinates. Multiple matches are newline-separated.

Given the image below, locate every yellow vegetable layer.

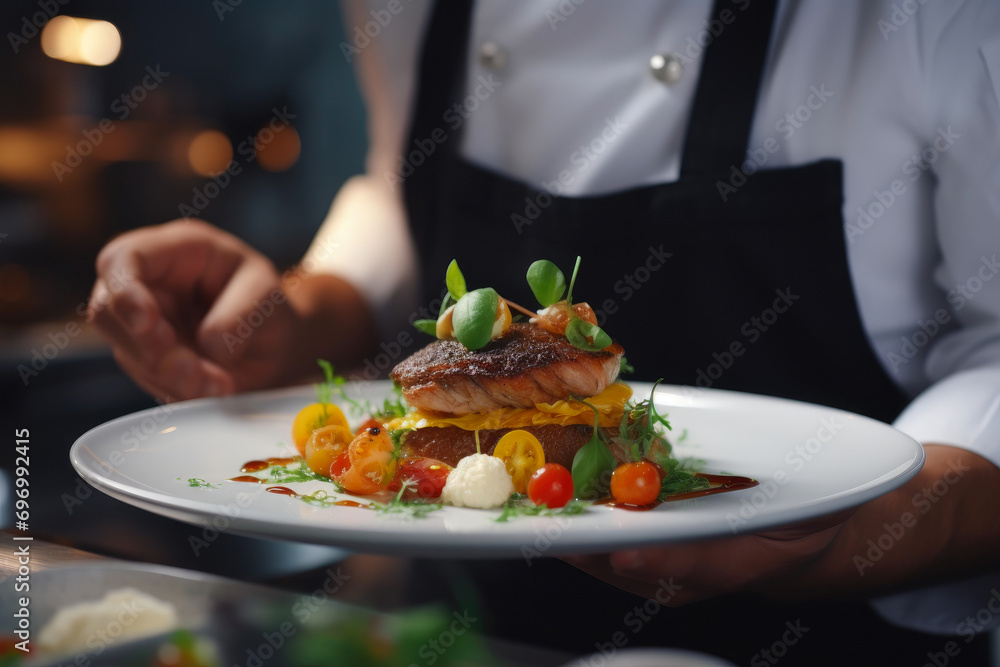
left=387, top=383, right=633, bottom=431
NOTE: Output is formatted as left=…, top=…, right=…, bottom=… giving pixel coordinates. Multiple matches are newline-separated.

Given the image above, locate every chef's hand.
left=88, top=219, right=375, bottom=402
left=564, top=444, right=1000, bottom=605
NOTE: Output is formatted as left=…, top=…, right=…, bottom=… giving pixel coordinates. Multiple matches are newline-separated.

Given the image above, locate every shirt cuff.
left=892, top=365, right=1000, bottom=471
left=300, top=175, right=419, bottom=343
left=870, top=366, right=1000, bottom=635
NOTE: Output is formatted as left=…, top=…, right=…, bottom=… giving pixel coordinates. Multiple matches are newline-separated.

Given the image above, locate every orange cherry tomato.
left=610, top=461, right=662, bottom=506
left=338, top=426, right=397, bottom=495
left=492, top=430, right=545, bottom=494
left=329, top=451, right=351, bottom=478
left=534, top=301, right=598, bottom=336
left=292, top=403, right=350, bottom=456
left=304, top=424, right=353, bottom=476
left=355, top=417, right=383, bottom=436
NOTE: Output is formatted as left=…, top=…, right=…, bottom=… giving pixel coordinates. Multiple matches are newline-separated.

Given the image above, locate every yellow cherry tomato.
left=292, top=403, right=349, bottom=456
left=304, top=424, right=354, bottom=476
left=493, top=430, right=546, bottom=494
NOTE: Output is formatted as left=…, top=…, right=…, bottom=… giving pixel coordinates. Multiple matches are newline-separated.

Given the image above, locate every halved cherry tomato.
left=292, top=403, right=350, bottom=456
left=610, top=461, right=662, bottom=506
left=304, top=424, right=353, bottom=476
left=387, top=457, right=453, bottom=500
left=534, top=301, right=598, bottom=336
left=338, top=426, right=397, bottom=495
left=329, top=451, right=351, bottom=478
left=527, top=463, right=574, bottom=508
left=493, top=430, right=545, bottom=494
left=355, top=417, right=383, bottom=436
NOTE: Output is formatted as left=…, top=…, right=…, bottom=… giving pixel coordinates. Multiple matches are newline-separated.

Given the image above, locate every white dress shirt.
left=308, top=0, right=1000, bottom=635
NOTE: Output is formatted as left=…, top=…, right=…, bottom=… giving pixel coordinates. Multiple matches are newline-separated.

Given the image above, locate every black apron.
left=401, top=1, right=989, bottom=664
left=404, top=0, right=909, bottom=422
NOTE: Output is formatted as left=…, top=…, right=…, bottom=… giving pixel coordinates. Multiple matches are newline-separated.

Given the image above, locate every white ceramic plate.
left=70, top=381, right=923, bottom=558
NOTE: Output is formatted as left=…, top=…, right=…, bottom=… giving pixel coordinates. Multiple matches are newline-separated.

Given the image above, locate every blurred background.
left=0, top=0, right=367, bottom=574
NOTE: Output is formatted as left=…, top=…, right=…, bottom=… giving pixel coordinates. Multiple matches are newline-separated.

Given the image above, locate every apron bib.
left=403, top=0, right=908, bottom=423
left=398, top=2, right=987, bottom=664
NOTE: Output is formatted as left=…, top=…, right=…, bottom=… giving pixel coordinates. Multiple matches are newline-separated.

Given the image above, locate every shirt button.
left=650, top=53, right=683, bottom=83
left=479, top=42, right=507, bottom=71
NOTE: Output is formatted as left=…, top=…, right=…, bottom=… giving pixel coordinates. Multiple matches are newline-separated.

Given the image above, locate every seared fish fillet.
left=391, top=323, right=624, bottom=415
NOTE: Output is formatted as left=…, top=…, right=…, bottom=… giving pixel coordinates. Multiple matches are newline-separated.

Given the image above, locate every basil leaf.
left=452, top=288, right=499, bottom=350
left=526, top=260, right=566, bottom=307
left=571, top=432, right=616, bottom=500
left=413, top=319, right=437, bottom=336
left=565, top=317, right=612, bottom=351
left=445, top=259, right=467, bottom=300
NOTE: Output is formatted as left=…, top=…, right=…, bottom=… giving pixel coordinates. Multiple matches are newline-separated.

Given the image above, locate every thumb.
left=196, top=254, right=280, bottom=364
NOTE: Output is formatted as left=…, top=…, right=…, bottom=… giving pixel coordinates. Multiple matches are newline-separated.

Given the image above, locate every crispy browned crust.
left=401, top=424, right=626, bottom=469
left=391, top=323, right=624, bottom=415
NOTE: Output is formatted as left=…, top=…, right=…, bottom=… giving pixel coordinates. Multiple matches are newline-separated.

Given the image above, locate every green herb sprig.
left=372, top=480, right=443, bottom=518
left=495, top=493, right=589, bottom=522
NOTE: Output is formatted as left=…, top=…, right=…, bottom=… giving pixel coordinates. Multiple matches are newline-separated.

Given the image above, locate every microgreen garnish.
left=495, top=493, right=588, bottom=522
left=526, top=260, right=566, bottom=307
left=617, top=380, right=673, bottom=463
left=565, top=317, right=612, bottom=351
left=619, top=356, right=635, bottom=375
left=371, top=384, right=409, bottom=420
left=413, top=319, right=437, bottom=335
left=453, top=287, right=499, bottom=350
left=570, top=402, right=617, bottom=499
left=413, top=257, right=614, bottom=353
left=565, top=256, right=582, bottom=306
left=183, top=478, right=217, bottom=489
left=316, top=359, right=363, bottom=415
left=372, top=480, right=443, bottom=518
left=260, top=458, right=332, bottom=485
left=445, top=259, right=467, bottom=300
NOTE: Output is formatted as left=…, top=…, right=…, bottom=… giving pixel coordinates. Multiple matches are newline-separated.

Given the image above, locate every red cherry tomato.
left=610, top=461, right=661, bottom=506
left=527, top=463, right=575, bottom=508
left=387, top=457, right=453, bottom=500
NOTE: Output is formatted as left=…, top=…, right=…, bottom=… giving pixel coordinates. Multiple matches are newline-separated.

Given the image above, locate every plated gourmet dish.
left=278, top=258, right=756, bottom=516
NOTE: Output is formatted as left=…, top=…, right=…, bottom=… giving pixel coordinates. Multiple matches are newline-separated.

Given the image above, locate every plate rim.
left=70, top=381, right=925, bottom=558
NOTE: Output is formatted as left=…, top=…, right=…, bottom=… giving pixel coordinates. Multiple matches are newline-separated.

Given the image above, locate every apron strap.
left=406, top=0, right=474, bottom=155
left=680, top=0, right=778, bottom=176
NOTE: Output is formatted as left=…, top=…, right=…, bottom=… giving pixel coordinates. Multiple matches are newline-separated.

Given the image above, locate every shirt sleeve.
left=873, top=0, right=1000, bottom=636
